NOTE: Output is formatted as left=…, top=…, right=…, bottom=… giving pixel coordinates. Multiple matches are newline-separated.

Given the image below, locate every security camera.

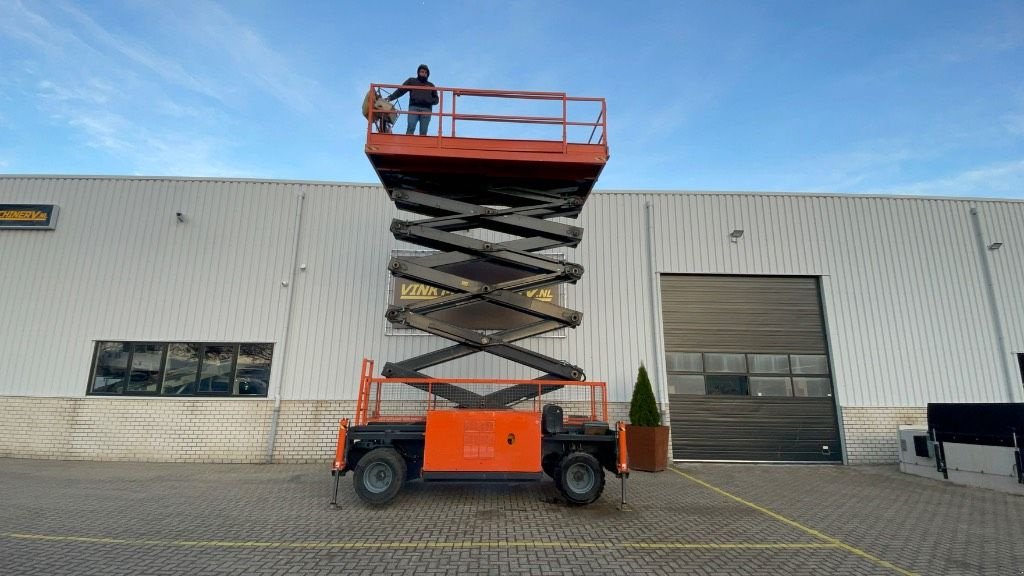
left=175, top=212, right=185, bottom=223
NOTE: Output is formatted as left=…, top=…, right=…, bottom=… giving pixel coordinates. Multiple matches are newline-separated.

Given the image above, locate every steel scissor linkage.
left=384, top=184, right=589, bottom=408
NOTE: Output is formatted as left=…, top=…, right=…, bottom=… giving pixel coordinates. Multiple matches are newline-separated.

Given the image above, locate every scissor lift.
left=332, top=84, right=626, bottom=506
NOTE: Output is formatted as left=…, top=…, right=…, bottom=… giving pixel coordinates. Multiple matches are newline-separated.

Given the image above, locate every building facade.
left=1, top=176, right=1021, bottom=464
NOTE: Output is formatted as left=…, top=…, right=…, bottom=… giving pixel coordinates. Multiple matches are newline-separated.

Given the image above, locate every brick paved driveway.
left=0, top=458, right=1020, bottom=575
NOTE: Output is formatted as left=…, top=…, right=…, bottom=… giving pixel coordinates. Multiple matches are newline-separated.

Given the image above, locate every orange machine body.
left=423, top=410, right=542, bottom=473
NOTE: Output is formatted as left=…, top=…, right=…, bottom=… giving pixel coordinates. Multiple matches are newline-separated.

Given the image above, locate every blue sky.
left=1, top=0, right=1022, bottom=197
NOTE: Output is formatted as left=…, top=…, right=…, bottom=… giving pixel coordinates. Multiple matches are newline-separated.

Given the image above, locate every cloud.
left=180, top=2, right=320, bottom=113
left=5, top=1, right=321, bottom=112
left=1, top=1, right=315, bottom=177
left=0, top=0, right=77, bottom=54
left=37, top=78, right=113, bottom=104
left=867, top=159, right=1024, bottom=198
left=56, top=2, right=231, bottom=105
left=36, top=75, right=256, bottom=177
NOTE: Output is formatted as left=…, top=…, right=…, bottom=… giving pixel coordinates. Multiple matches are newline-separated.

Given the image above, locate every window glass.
left=91, top=342, right=130, bottom=393
left=750, top=377, right=793, bottom=397
left=748, top=354, right=790, bottom=374
left=666, top=352, right=702, bottom=373
left=89, top=342, right=272, bottom=397
left=793, top=377, right=833, bottom=397
left=668, top=374, right=705, bottom=395
left=791, top=355, right=830, bottom=374
left=196, top=345, right=236, bottom=395
left=236, top=344, right=273, bottom=395
left=162, top=344, right=200, bottom=395
left=704, top=353, right=747, bottom=373
left=125, top=343, right=165, bottom=394
left=706, top=375, right=749, bottom=395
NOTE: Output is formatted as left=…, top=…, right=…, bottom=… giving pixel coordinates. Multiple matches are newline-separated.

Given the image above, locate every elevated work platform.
left=365, top=83, right=609, bottom=384
left=365, top=85, right=608, bottom=205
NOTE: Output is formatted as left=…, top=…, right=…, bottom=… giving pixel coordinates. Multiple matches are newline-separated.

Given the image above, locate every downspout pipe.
left=645, top=201, right=669, bottom=419
left=266, top=192, right=307, bottom=463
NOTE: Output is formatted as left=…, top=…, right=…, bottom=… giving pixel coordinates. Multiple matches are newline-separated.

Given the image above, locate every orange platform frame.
left=353, top=359, right=609, bottom=426
left=365, top=84, right=609, bottom=201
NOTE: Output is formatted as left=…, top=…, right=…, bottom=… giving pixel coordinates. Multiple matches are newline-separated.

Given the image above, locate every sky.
left=1, top=0, right=1022, bottom=198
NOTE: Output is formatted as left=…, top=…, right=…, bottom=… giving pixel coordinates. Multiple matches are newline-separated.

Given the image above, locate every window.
left=666, top=352, right=702, bottom=373
left=1018, top=353, right=1024, bottom=384
left=793, top=377, right=832, bottom=397
left=791, top=355, right=830, bottom=374
left=748, top=354, right=789, bottom=374
left=88, top=341, right=273, bottom=397
left=705, top=353, right=747, bottom=373
left=665, top=351, right=831, bottom=397
left=706, top=375, right=749, bottom=395
left=126, top=343, right=165, bottom=394
left=668, top=373, right=705, bottom=395
left=750, top=377, right=793, bottom=397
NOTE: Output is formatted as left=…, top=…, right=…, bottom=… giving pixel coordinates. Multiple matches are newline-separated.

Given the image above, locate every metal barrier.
left=354, top=359, right=608, bottom=426
left=366, top=84, right=607, bottom=147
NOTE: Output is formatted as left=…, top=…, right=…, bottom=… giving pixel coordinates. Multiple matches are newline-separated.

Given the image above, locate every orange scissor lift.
left=331, top=83, right=628, bottom=506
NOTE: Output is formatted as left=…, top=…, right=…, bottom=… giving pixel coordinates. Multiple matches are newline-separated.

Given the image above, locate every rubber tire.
left=353, top=448, right=406, bottom=505
left=557, top=452, right=605, bottom=506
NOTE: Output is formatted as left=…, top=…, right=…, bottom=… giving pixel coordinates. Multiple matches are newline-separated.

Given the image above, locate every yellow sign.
left=0, top=204, right=58, bottom=229
left=397, top=282, right=554, bottom=302
left=0, top=210, right=48, bottom=221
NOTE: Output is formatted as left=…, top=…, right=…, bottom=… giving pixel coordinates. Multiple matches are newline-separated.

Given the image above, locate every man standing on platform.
left=387, top=64, right=439, bottom=136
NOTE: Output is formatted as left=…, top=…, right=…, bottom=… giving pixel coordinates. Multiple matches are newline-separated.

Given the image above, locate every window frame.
left=665, top=351, right=832, bottom=397
left=87, top=341, right=272, bottom=398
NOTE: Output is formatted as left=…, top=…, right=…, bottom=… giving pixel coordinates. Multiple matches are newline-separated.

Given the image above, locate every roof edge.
left=1, top=174, right=1021, bottom=204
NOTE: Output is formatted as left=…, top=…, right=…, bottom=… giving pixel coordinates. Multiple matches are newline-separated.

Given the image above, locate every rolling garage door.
left=661, top=275, right=841, bottom=462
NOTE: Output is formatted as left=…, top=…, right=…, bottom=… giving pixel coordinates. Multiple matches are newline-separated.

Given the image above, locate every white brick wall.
left=0, top=396, right=275, bottom=462
left=0, top=396, right=633, bottom=463
left=842, top=406, right=927, bottom=464
left=1, top=397, right=920, bottom=465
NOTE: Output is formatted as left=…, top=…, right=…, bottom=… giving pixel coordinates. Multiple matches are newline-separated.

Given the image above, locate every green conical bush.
left=629, top=364, right=661, bottom=427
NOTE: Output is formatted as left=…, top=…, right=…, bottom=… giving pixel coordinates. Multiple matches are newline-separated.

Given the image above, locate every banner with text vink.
left=389, top=250, right=564, bottom=332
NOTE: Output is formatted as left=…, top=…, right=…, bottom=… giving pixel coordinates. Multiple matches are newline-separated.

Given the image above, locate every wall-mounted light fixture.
left=988, top=242, right=1003, bottom=251
left=730, top=229, right=744, bottom=243
left=175, top=212, right=186, bottom=223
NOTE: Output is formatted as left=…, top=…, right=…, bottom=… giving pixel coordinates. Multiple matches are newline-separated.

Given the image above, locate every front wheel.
left=353, top=448, right=407, bottom=505
left=557, top=452, right=605, bottom=505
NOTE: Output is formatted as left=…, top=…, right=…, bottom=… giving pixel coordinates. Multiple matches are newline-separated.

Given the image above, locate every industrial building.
left=1, top=174, right=1021, bottom=464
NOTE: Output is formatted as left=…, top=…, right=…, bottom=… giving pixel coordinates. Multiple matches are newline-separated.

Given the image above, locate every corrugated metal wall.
left=644, top=192, right=1023, bottom=406
left=2, top=177, right=1022, bottom=406
left=0, top=177, right=297, bottom=397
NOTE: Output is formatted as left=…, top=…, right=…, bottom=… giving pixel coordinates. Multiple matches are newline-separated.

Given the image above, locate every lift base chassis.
left=332, top=408, right=628, bottom=507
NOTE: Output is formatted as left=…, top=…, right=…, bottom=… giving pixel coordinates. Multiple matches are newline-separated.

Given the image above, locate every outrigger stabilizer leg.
left=330, top=471, right=341, bottom=508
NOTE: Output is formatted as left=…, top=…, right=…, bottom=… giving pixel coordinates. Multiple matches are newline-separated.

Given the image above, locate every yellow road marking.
left=669, top=467, right=918, bottom=576
left=1, top=532, right=839, bottom=551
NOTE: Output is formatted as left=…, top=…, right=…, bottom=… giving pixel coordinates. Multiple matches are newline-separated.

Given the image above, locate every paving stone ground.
left=0, top=458, right=1021, bottom=575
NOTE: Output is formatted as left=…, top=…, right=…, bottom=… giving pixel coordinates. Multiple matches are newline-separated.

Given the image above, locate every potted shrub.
left=625, top=364, right=669, bottom=472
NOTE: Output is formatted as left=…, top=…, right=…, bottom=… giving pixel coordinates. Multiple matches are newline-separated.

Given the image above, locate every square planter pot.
left=625, top=424, right=669, bottom=472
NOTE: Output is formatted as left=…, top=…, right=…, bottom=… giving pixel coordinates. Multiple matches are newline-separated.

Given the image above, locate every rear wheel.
left=557, top=452, right=605, bottom=505
left=353, top=448, right=406, bottom=505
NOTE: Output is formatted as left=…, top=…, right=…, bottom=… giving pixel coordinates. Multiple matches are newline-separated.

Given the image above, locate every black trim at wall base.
left=670, top=396, right=842, bottom=462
